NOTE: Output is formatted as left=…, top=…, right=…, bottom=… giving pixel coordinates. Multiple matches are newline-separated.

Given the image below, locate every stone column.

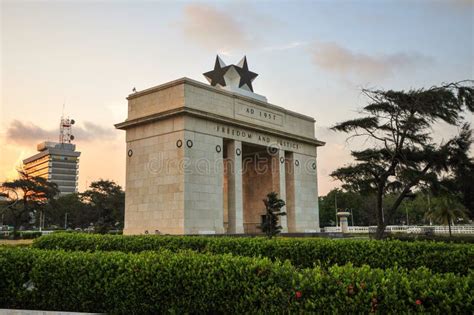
left=291, top=152, right=320, bottom=232
left=337, top=212, right=350, bottom=233
left=272, top=149, right=288, bottom=232
left=285, top=152, right=295, bottom=232
left=226, top=140, right=244, bottom=234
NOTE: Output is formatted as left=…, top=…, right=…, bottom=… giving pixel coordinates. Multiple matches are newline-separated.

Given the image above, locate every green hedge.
left=33, top=234, right=474, bottom=274
left=1, top=247, right=472, bottom=313
left=389, top=233, right=474, bottom=244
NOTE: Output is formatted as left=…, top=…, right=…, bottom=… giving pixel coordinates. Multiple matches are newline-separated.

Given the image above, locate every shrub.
left=33, top=234, right=474, bottom=274
left=389, top=233, right=474, bottom=244
left=0, top=247, right=472, bottom=313
left=259, top=192, right=286, bottom=238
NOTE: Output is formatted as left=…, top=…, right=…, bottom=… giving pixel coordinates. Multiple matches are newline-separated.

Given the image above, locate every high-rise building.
left=22, top=117, right=80, bottom=195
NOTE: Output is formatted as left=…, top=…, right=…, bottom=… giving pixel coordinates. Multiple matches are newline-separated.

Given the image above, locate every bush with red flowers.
left=1, top=247, right=473, bottom=313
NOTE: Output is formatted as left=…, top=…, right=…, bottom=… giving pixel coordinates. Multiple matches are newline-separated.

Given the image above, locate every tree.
left=436, top=125, right=474, bottom=218
left=319, top=189, right=461, bottom=227
left=259, top=192, right=286, bottom=238
left=454, top=160, right=474, bottom=218
left=81, top=180, right=125, bottom=233
left=47, top=193, right=89, bottom=229
left=331, top=81, right=474, bottom=239
left=319, top=188, right=371, bottom=226
left=391, top=192, right=431, bottom=225
left=318, top=193, right=337, bottom=227
left=425, top=195, right=469, bottom=237
left=0, top=170, right=59, bottom=236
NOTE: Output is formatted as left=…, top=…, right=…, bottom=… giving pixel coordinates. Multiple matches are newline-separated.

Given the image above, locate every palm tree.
left=424, top=195, right=469, bottom=237
left=0, top=170, right=59, bottom=237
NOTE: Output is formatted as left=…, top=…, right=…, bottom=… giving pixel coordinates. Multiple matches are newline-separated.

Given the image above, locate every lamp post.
left=428, top=194, right=432, bottom=226
left=405, top=205, right=409, bottom=226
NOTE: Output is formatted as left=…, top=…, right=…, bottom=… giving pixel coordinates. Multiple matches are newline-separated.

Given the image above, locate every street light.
left=405, top=205, right=409, bottom=226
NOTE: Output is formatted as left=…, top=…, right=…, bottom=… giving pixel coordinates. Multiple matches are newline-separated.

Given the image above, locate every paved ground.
left=0, top=239, right=34, bottom=246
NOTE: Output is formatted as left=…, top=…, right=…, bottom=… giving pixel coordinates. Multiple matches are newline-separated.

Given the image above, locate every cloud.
left=263, top=41, right=308, bottom=52
left=448, top=0, right=473, bottom=9
left=5, top=120, right=57, bottom=144
left=311, top=41, right=433, bottom=81
left=180, top=4, right=259, bottom=52
left=5, top=120, right=117, bottom=146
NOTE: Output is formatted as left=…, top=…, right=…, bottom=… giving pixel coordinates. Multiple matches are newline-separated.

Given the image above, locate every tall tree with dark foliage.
left=331, top=81, right=473, bottom=239
left=81, top=180, right=125, bottom=233
left=1, top=170, right=59, bottom=236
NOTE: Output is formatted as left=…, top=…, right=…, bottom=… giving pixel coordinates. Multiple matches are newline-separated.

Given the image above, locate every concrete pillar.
left=285, top=152, right=295, bottom=232
left=337, top=212, right=350, bottom=233
left=272, top=149, right=288, bottom=232
left=226, top=140, right=244, bottom=233
left=291, top=152, right=320, bottom=232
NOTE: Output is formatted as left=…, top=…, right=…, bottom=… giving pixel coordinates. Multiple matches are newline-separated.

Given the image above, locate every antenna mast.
left=59, top=114, right=75, bottom=144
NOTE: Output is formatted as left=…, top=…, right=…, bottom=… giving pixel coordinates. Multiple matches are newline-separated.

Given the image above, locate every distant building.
left=22, top=116, right=80, bottom=195
left=23, top=142, right=80, bottom=195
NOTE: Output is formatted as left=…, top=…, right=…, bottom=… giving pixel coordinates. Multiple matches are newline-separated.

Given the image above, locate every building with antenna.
left=22, top=116, right=81, bottom=195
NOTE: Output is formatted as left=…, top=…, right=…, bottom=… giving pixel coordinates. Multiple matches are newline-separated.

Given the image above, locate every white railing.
left=322, top=225, right=474, bottom=234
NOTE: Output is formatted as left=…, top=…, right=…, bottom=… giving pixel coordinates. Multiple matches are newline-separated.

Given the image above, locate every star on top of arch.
left=234, top=56, right=258, bottom=92
left=203, top=55, right=229, bottom=88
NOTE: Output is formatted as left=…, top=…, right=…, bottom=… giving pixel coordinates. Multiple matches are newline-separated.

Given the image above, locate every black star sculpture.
left=203, top=56, right=229, bottom=87
left=234, top=56, right=258, bottom=92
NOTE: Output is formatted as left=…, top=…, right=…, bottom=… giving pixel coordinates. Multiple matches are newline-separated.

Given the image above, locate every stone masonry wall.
left=124, top=129, right=185, bottom=235
left=183, top=130, right=225, bottom=234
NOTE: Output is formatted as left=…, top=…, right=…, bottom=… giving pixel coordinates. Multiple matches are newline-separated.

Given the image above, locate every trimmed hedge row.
left=1, top=247, right=473, bottom=313
left=389, top=233, right=474, bottom=244
left=33, top=233, right=474, bottom=274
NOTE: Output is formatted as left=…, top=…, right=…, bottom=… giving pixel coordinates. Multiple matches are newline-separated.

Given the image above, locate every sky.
left=1, top=0, right=473, bottom=195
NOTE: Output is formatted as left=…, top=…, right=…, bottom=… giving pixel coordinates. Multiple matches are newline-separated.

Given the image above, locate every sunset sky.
left=1, top=0, right=473, bottom=195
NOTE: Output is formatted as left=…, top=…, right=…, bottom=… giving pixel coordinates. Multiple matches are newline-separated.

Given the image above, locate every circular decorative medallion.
left=216, top=145, right=222, bottom=153
left=236, top=148, right=242, bottom=156
left=295, top=160, right=300, bottom=166
left=186, top=140, right=193, bottom=148
left=176, top=140, right=183, bottom=148
left=280, top=157, right=285, bottom=164
left=127, top=149, right=133, bottom=157
left=269, top=147, right=278, bottom=155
